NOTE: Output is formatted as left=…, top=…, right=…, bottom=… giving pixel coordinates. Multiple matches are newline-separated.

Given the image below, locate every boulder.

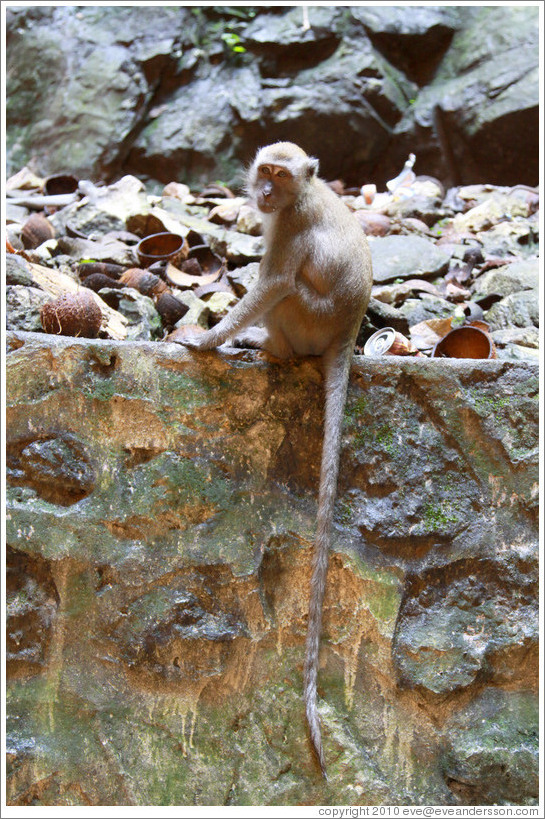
left=484, top=290, right=539, bottom=331
left=473, top=258, right=539, bottom=299
left=385, top=6, right=539, bottom=186
left=5, top=332, right=538, bottom=806
left=6, top=5, right=539, bottom=189
left=370, top=235, right=452, bottom=283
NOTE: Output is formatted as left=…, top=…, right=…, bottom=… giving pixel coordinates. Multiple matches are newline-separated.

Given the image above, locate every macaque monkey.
left=176, top=142, right=372, bottom=775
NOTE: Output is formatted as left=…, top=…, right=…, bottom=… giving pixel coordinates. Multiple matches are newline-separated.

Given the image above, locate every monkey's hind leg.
left=234, top=325, right=296, bottom=361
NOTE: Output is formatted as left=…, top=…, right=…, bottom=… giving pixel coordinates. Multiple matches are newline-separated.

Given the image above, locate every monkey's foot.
left=232, top=327, right=268, bottom=349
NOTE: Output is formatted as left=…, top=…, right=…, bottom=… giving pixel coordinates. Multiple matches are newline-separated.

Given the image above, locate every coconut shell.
left=22, top=213, right=56, bottom=249
left=40, top=291, right=102, bottom=338
left=155, top=292, right=189, bottom=326
left=120, top=268, right=168, bottom=297
left=83, top=273, right=125, bottom=292
left=77, top=262, right=125, bottom=280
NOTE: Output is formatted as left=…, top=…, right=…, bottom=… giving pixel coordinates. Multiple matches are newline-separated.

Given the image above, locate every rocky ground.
left=5, top=165, right=540, bottom=363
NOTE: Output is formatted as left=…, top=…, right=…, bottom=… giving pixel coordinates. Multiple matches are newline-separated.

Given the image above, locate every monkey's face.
left=248, top=143, right=319, bottom=213
left=252, top=163, right=300, bottom=213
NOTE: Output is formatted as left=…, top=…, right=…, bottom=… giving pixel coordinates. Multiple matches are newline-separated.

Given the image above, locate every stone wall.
left=6, top=5, right=539, bottom=188
left=6, top=332, right=539, bottom=806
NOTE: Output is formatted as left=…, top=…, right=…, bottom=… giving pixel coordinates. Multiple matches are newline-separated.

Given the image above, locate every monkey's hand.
left=172, top=328, right=218, bottom=350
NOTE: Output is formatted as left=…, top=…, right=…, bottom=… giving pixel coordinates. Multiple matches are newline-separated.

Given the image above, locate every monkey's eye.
left=277, top=170, right=288, bottom=178
left=260, top=166, right=271, bottom=175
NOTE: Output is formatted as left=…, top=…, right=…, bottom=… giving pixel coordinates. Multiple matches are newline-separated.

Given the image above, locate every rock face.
left=6, top=331, right=539, bottom=807
left=6, top=5, right=539, bottom=188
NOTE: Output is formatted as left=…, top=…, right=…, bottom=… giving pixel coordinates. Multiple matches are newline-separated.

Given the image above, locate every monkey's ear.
left=307, top=157, right=319, bottom=178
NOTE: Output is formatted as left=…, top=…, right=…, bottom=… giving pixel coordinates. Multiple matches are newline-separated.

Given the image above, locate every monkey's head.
left=248, top=142, right=319, bottom=213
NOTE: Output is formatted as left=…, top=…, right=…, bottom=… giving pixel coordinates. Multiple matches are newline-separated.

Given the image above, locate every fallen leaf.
left=409, top=317, right=453, bottom=350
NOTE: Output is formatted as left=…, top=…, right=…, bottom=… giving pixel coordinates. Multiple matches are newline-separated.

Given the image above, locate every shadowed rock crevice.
left=7, top=432, right=97, bottom=506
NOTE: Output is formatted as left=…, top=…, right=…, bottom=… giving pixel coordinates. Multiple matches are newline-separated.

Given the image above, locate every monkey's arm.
left=178, top=275, right=295, bottom=350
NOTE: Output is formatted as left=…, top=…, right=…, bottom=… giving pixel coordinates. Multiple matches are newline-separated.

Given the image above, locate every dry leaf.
left=409, top=317, right=453, bottom=350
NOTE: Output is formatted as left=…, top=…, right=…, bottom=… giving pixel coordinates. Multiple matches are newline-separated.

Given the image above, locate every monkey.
left=175, top=142, right=372, bottom=775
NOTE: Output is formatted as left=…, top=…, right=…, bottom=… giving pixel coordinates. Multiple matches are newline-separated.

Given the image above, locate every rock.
left=366, top=298, right=410, bottom=335
left=25, top=239, right=59, bottom=264
left=243, top=5, right=340, bottom=52
left=6, top=254, right=34, bottom=287
left=6, top=546, right=59, bottom=676
left=484, top=290, right=539, bottom=331
left=352, top=211, right=391, bottom=236
left=6, top=202, right=30, bottom=223
left=396, top=293, right=454, bottom=327
left=394, top=561, right=537, bottom=694
left=475, top=218, right=539, bottom=259
left=352, top=5, right=464, bottom=84
left=382, top=178, right=446, bottom=227
left=384, top=194, right=448, bottom=228
left=227, top=262, right=260, bottom=297
left=6, top=165, right=44, bottom=191
left=205, top=291, right=238, bottom=321
left=385, top=6, right=539, bottom=187
left=6, top=6, right=539, bottom=189
left=55, top=235, right=137, bottom=267
left=49, top=201, right=126, bottom=239
left=99, top=288, right=162, bottom=341
left=236, top=204, right=263, bottom=236
left=6, top=6, right=188, bottom=179
left=442, top=689, right=539, bottom=805
left=222, top=230, right=264, bottom=263
left=250, top=40, right=415, bottom=185
left=6, top=225, right=25, bottom=251
left=369, top=235, right=452, bottom=283
left=495, top=344, right=539, bottom=363
left=452, top=190, right=536, bottom=234
left=491, top=327, right=539, bottom=350
left=172, top=290, right=210, bottom=329
left=6, top=286, right=51, bottom=332
left=5, top=333, right=538, bottom=806
left=396, top=216, right=432, bottom=235
left=8, top=434, right=97, bottom=505
left=492, top=328, right=539, bottom=363
left=162, top=181, right=194, bottom=203
left=472, top=258, right=539, bottom=298
left=207, top=197, right=245, bottom=226
left=127, top=67, right=261, bottom=188
left=372, top=279, right=443, bottom=306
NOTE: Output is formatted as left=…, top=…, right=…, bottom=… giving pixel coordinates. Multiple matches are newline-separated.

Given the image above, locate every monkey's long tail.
left=304, top=340, right=354, bottom=778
